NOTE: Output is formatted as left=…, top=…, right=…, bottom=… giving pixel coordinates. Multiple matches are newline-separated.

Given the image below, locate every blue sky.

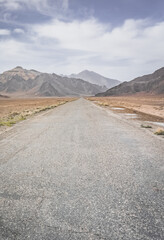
left=0, top=0, right=164, bottom=80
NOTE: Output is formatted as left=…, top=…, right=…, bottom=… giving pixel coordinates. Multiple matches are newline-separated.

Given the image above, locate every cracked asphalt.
left=0, top=98, right=164, bottom=239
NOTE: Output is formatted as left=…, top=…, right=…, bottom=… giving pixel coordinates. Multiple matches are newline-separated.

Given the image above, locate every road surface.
left=0, top=98, right=164, bottom=240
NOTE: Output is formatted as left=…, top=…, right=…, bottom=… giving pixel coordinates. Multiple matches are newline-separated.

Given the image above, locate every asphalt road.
left=0, top=98, right=164, bottom=240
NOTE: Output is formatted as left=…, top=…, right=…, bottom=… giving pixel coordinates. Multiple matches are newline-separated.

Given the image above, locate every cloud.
left=0, top=0, right=21, bottom=10
left=13, top=28, right=25, bottom=34
left=0, top=0, right=69, bottom=15
left=31, top=18, right=164, bottom=78
left=0, top=17, right=164, bottom=80
left=62, top=0, right=69, bottom=10
left=32, top=18, right=154, bottom=56
left=0, top=29, right=10, bottom=35
left=33, top=18, right=108, bottom=49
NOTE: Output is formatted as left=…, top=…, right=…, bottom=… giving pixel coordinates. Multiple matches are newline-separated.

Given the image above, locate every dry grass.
left=141, top=124, right=152, bottom=129
left=154, top=128, right=164, bottom=135
left=96, top=102, right=109, bottom=107
left=86, top=95, right=164, bottom=121
left=0, top=97, right=76, bottom=127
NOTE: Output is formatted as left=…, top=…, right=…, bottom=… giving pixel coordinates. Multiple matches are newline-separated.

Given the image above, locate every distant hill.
left=0, top=66, right=41, bottom=83
left=68, top=70, right=120, bottom=89
left=96, top=67, right=164, bottom=96
left=0, top=67, right=106, bottom=97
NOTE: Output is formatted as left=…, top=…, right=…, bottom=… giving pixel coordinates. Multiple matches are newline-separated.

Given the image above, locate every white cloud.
left=0, top=18, right=164, bottom=80
left=31, top=18, right=164, bottom=79
left=33, top=18, right=109, bottom=54
left=0, top=0, right=21, bottom=10
left=0, top=0, right=69, bottom=15
left=14, top=28, right=25, bottom=34
left=0, top=29, right=10, bottom=35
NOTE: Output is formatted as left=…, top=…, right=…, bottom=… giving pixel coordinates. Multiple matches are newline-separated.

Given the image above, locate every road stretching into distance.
left=0, top=98, right=164, bottom=240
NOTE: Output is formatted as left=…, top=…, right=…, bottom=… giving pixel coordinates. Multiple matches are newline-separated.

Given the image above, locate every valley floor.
left=0, top=97, right=76, bottom=132
left=87, top=95, right=164, bottom=121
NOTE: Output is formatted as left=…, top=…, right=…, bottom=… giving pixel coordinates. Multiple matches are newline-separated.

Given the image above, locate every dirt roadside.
left=87, top=95, right=164, bottom=121
left=0, top=97, right=77, bottom=132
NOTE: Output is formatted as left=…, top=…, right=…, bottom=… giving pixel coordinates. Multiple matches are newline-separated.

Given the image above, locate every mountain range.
left=96, top=67, right=164, bottom=96
left=1, top=66, right=163, bottom=98
left=68, top=70, right=120, bottom=88
left=0, top=67, right=108, bottom=97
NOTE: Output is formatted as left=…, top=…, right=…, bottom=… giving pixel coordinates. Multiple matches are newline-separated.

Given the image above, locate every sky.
left=0, top=0, right=164, bottom=81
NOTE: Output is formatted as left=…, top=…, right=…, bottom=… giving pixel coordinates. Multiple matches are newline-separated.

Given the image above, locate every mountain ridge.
left=0, top=67, right=106, bottom=97
left=96, top=67, right=164, bottom=96
left=68, top=70, right=120, bottom=88
left=0, top=66, right=41, bottom=83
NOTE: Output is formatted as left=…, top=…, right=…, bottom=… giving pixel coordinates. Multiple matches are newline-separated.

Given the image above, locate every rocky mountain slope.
left=0, top=66, right=41, bottom=83
left=96, top=67, right=164, bottom=96
left=68, top=70, right=120, bottom=88
left=0, top=67, right=106, bottom=97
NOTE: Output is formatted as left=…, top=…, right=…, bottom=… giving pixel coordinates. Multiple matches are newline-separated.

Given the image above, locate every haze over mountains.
left=68, top=70, right=120, bottom=88
left=0, top=67, right=107, bottom=97
left=96, top=67, right=164, bottom=96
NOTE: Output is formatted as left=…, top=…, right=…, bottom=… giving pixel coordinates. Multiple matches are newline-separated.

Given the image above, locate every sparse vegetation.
left=0, top=120, right=16, bottom=127
left=154, top=128, right=164, bottom=135
left=19, top=115, right=26, bottom=121
left=141, top=124, right=152, bottom=128
left=86, top=96, right=164, bottom=121
left=0, top=115, right=26, bottom=127
left=33, top=101, right=68, bottom=114
left=0, top=98, right=76, bottom=128
left=97, top=101, right=109, bottom=106
left=9, top=112, right=19, bottom=118
left=102, top=102, right=109, bottom=106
